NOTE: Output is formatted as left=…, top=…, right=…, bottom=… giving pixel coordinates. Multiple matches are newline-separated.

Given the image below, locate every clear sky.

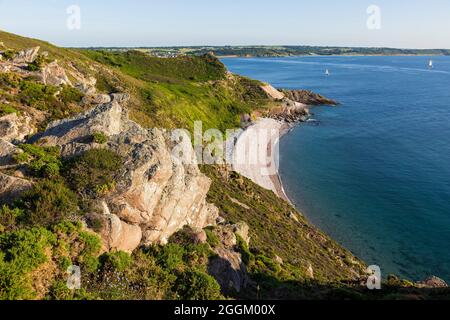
left=0, top=0, right=449, bottom=48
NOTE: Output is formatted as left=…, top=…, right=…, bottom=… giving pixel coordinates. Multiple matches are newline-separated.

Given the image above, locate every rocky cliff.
left=33, top=100, right=218, bottom=251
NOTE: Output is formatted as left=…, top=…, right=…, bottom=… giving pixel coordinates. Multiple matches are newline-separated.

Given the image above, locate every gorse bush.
left=19, top=81, right=58, bottom=108
left=0, top=72, right=21, bottom=88
left=15, top=144, right=61, bottom=178
left=0, top=227, right=55, bottom=300
left=0, top=205, right=24, bottom=232
left=92, top=132, right=108, bottom=144
left=18, top=179, right=79, bottom=227
left=174, top=270, right=223, bottom=300
left=64, top=149, right=122, bottom=198
left=59, top=85, right=84, bottom=104
left=0, top=104, right=19, bottom=116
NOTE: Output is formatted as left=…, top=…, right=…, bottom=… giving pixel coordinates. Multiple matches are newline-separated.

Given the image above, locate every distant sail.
left=429, top=60, right=434, bottom=69
left=325, top=69, right=330, bottom=76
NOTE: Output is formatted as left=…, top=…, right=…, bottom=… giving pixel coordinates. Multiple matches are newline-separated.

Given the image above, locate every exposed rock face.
left=42, top=61, right=72, bottom=86
left=417, top=276, right=448, bottom=289
left=281, top=89, right=338, bottom=106
left=0, top=112, right=35, bottom=143
left=233, top=222, right=250, bottom=246
left=0, top=172, right=32, bottom=204
left=82, top=94, right=111, bottom=105
left=261, top=84, right=285, bottom=100
left=35, top=101, right=218, bottom=250
left=92, top=202, right=142, bottom=253
left=0, top=139, right=21, bottom=169
left=208, top=224, right=250, bottom=294
left=13, top=46, right=40, bottom=64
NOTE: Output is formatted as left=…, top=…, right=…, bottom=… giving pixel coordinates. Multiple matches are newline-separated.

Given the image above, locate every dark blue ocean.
left=222, top=56, right=450, bottom=282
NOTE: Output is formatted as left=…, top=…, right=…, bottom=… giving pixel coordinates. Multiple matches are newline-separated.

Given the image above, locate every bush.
left=154, top=244, right=185, bottom=271
left=100, top=251, right=132, bottom=272
left=92, top=132, right=108, bottom=144
left=0, top=104, right=18, bottom=116
left=1, top=50, right=16, bottom=61
left=19, top=179, right=79, bottom=227
left=27, top=54, right=50, bottom=72
left=0, top=72, right=21, bottom=88
left=19, top=81, right=58, bottom=109
left=0, top=205, right=24, bottom=232
left=0, top=227, right=56, bottom=300
left=64, top=149, right=122, bottom=198
left=15, top=144, right=61, bottom=178
left=59, top=85, right=84, bottom=104
left=174, top=270, right=223, bottom=300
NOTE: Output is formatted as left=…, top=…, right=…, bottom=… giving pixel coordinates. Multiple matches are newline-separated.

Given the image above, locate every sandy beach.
left=231, top=118, right=293, bottom=202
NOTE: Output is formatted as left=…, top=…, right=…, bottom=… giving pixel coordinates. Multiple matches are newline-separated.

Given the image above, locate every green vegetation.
left=92, top=131, right=108, bottom=144
left=80, top=49, right=270, bottom=131
left=83, top=50, right=226, bottom=83
left=27, top=54, right=50, bottom=72
left=64, top=149, right=122, bottom=198
left=0, top=104, right=18, bottom=116
left=15, top=144, right=61, bottom=177
left=18, top=179, right=79, bottom=227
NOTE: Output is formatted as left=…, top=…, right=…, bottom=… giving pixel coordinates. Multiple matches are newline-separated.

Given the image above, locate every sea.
left=222, top=55, right=450, bottom=282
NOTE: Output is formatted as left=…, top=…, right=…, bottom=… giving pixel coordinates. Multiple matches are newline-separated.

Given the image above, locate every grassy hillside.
left=1, top=30, right=271, bottom=132
left=80, top=49, right=271, bottom=131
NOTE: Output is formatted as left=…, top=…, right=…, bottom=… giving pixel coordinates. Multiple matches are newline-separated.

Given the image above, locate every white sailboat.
left=325, top=69, right=330, bottom=76
left=429, top=60, right=434, bottom=69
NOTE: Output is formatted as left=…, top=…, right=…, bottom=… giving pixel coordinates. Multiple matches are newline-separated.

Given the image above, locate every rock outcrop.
left=0, top=112, right=35, bottom=143
left=281, top=89, right=338, bottom=106
left=208, top=224, right=250, bottom=294
left=261, top=84, right=285, bottom=100
left=13, top=46, right=40, bottom=64
left=417, top=276, right=448, bottom=289
left=0, top=139, right=21, bottom=169
left=0, top=172, right=32, bottom=204
left=42, top=61, right=72, bottom=86
left=35, top=101, right=218, bottom=251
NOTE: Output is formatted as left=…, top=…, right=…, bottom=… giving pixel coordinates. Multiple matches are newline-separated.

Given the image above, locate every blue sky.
left=0, top=0, right=449, bottom=48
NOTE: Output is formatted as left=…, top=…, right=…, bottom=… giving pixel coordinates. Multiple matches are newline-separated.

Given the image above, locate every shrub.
left=27, top=54, right=50, bottom=72
left=204, top=227, right=220, bottom=248
left=0, top=72, right=21, bottom=88
left=92, top=132, right=108, bottom=144
left=19, top=179, right=79, bottom=227
left=100, top=251, right=132, bottom=272
left=59, top=85, right=84, bottom=104
left=1, top=50, right=16, bottom=61
left=174, top=270, right=223, bottom=300
left=0, top=104, right=18, bottom=116
left=64, top=149, right=122, bottom=198
left=154, top=244, right=185, bottom=271
left=0, top=205, right=24, bottom=232
left=0, top=227, right=56, bottom=300
left=19, top=81, right=58, bottom=109
left=15, top=144, right=61, bottom=178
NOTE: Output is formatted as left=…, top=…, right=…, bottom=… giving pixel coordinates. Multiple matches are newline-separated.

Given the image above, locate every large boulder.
left=35, top=101, right=218, bottom=250
left=0, top=139, right=21, bottom=169
left=0, top=172, right=32, bottom=204
left=13, top=46, right=40, bottom=64
left=0, top=112, right=35, bottom=143
left=42, top=61, right=72, bottom=86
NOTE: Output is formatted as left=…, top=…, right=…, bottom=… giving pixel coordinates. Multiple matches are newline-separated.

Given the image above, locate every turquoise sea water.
left=222, top=56, right=450, bottom=282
